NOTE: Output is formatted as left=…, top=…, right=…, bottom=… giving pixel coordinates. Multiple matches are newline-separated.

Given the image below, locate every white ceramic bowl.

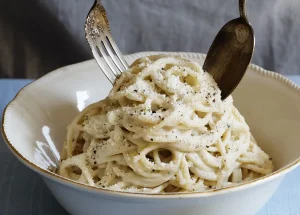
left=2, top=52, right=300, bottom=215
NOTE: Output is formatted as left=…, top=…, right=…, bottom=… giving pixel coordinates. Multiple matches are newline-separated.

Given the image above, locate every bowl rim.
left=2, top=51, right=300, bottom=199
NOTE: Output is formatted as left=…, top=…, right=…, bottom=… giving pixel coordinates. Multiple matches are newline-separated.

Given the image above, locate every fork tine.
left=105, top=36, right=129, bottom=70
left=88, top=38, right=116, bottom=83
left=102, top=38, right=126, bottom=73
left=96, top=38, right=121, bottom=77
left=93, top=48, right=115, bottom=83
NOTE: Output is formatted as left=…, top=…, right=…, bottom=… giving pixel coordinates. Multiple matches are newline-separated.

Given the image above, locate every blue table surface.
left=0, top=78, right=300, bottom=215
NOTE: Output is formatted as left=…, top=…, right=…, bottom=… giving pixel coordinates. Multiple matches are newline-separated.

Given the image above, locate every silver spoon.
left=203, top=0, right=254, bottom=100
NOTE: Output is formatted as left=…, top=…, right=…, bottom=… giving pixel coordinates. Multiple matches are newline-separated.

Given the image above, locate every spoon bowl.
left=203, top=0, right=254, bottom=100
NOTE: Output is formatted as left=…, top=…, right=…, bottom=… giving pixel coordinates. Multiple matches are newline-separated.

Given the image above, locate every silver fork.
left=32, top=1, right=128, bottom=173
left=85, top=0, right=128, bottom=83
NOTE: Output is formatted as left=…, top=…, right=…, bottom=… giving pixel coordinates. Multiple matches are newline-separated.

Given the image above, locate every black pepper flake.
left=152, top=111, right=156, bottom=114
left=162, top=118, right=165, bottom=120
left=93, top=150, right=96, bottom=154
left=209, top=186, right=212, bottom=188
left=133, top=90, right=137, bottom=92
left=269, top=158, right=272, bottom=160
left=150, top=138, right=153, bottom=141
left=94, top=161, right=96, bottom=164
left=206, top=145, right=209, bottom=148
left=130, top=114, right=133, bottom=116
left=213, top=99, right=215, bottom=102
left=152, top=169, right=155, bottom=172
left=102, top=186, right=105, bottom=188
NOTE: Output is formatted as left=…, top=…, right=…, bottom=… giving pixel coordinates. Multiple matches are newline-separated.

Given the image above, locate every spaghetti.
left=59, top=55, right=273, bottom=193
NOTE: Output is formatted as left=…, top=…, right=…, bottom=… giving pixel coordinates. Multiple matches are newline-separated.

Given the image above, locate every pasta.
left=59, top=55, right=273, bottom=193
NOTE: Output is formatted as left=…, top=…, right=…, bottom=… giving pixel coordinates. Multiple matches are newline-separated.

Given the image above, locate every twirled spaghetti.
left=59, top=55, right=273, bottom=193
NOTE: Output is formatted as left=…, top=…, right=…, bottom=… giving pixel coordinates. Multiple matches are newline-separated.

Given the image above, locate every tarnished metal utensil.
left=203, top=0, right=254, bottom=100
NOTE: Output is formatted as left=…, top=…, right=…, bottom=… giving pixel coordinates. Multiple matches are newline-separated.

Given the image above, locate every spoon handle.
left=239, top=0, right=248, bottom=20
